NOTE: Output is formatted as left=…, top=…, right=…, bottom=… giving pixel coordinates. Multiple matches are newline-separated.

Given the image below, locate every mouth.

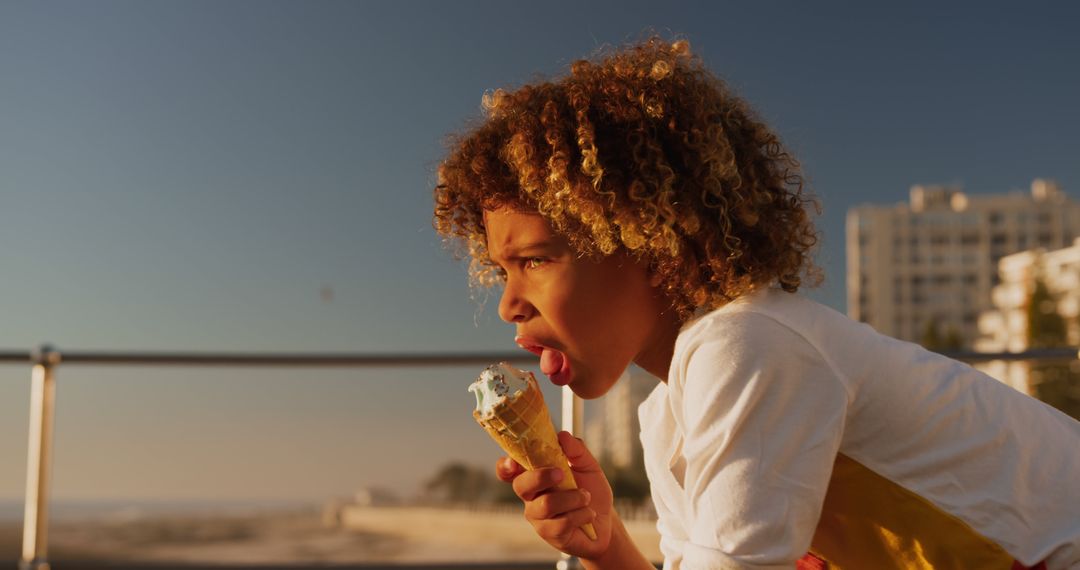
left=514, top=336, right=546, bottom=357
left=514, top=336, right=573, bottom=386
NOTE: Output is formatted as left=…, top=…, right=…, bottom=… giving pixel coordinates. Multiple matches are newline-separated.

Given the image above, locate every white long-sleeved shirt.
left=639, top=287, right=1080, bottom=569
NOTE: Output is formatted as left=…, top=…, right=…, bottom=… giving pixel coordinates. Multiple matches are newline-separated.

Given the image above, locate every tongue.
left=540, top=348, right=565, bottom=377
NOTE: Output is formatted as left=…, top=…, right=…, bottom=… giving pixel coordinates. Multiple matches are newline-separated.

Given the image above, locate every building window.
left=989, top=211, right=1004, bottom=225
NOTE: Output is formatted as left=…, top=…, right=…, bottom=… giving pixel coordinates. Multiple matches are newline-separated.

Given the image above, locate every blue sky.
left=1, top=1, right=1078, bottom=503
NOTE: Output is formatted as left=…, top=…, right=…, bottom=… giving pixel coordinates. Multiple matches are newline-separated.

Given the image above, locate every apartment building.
left=847, top=179, right=1080, bottom=348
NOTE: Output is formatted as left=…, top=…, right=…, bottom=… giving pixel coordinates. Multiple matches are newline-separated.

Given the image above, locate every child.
left=433, top=37, right=1080, bottom=569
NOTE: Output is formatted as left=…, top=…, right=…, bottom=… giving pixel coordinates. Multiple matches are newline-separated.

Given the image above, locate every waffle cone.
left=473, top=372, right=597, bottom=541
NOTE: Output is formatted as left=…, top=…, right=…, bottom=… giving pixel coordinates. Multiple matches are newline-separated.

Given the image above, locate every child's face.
left=483, top=207, right=677, bottom=398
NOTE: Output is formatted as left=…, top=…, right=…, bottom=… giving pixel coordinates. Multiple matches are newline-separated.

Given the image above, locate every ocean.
left=0, top=498, right=318, bottom=523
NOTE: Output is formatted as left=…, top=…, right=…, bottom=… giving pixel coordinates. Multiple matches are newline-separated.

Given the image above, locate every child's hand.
left=495, top=431, right=614, bottom=559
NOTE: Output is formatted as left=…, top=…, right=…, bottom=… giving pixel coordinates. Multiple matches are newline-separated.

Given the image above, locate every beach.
left=0, top=505, right=661, bottom=564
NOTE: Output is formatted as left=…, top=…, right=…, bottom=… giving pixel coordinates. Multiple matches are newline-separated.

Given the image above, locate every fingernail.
left=552, top=469, right=564, bottom=483
left=582, top=489, right=591, bottom=503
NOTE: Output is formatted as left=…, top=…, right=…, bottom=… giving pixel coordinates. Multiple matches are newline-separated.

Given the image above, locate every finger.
left=532, top=506, right=597, bottom=547
left=558, top=431, right=603, bottom=474
left=495, top=456, right=524, bottom=482
left=524, top=488, right=591, bottom=520
left=512, top=466, right=564, bottom=502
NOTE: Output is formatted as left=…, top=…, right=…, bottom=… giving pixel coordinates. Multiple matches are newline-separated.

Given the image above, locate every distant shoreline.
left=0, top=498, right=321, bottom=523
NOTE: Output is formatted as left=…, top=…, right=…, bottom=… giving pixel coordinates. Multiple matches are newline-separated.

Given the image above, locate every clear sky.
left=1, top=1, right=1078, bottom=505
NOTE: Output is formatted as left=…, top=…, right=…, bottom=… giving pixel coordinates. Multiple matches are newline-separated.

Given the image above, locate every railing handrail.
left=932, top=346, right=1080, bottom=362
left=0, top=350, right=537, bottom=366
left=3, top=347, right=1077, bottom=366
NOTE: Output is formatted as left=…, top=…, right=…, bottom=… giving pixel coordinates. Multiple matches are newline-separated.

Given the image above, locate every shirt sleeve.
left=670, top=311, right=849, bottom=569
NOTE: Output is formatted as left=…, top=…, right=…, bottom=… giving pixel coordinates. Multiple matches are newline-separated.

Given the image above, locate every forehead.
left=483, top=208, right=559, bottom=253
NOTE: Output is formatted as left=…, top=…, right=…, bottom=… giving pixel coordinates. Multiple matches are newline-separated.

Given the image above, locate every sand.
left=0, top=505, right=661, bottom=564
left=338, top=505, right=661, bottom=562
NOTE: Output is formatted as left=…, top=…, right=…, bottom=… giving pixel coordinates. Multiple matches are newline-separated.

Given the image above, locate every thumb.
left=557, top=430, right=614, bottom=525
left=558, top=431, right=602, bottom=474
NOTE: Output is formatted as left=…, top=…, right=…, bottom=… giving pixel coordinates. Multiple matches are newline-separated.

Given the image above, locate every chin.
left=569, top=385, right=602, bottom=400
left=569, top=372, right=620, bottom=400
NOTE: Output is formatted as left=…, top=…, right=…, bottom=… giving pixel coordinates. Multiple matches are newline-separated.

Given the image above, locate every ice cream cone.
left=471, top=364, right=598, bottom=541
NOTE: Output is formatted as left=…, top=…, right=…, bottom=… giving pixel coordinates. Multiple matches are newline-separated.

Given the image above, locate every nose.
left=497, top=278, right=533, bottom=323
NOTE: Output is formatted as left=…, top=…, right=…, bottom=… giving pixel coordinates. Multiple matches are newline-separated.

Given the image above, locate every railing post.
left=561, top=384, right=585, bottom=436
left=557, top=385, right=586, bottom=570
left=20, top=344, right=60, bottom=570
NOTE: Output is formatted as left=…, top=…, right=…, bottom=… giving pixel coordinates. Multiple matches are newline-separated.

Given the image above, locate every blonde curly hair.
left=434, top=37, right=820, bottom=320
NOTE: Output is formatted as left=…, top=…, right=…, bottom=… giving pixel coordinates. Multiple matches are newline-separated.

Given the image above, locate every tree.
left=423, top=462, right=507, bottom=504
left=1025, top=278, right=1080, bottom=420
left=1026, top=279, right=1067, bottom=349
left=942, top=325, right=963, bottom=351
left=920, top=317, right=943, bottom=350
left=599, top=447, right=651, bottom=504
left=921, top=317, right=963, bottom=351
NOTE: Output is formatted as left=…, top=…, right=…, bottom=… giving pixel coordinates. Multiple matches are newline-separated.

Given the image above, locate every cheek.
left=560, top=267, right=652, bottom=349
left=537, top=274, right=601, bottom=337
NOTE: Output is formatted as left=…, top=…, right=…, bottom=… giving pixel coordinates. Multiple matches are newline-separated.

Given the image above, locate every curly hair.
left=434, top=36, right=820, bottom=320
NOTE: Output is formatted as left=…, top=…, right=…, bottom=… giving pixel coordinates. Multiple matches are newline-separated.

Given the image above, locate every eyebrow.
left=490, top=240, right=557, bottom=263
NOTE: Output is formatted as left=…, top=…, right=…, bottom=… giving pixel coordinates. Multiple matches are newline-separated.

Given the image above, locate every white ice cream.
left=469, top=362, right=532, bottom=417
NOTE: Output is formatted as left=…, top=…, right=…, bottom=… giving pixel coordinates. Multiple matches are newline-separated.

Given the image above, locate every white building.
left=975, top=239, right=1080, bottom=393
left=847, top=179, right=1080, bottom=348
left=585, top=367, right=657, bottom=470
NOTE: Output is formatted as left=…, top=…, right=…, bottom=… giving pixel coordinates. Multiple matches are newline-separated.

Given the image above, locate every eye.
left=524, top=257, right=547, bottom=270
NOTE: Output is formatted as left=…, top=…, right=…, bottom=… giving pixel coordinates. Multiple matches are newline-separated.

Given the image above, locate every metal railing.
left=1, top=346, right=588, bottom=570
left=4, top=344, right=1075, bottom=570
left=930, top=347, right=1080, bottom=363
